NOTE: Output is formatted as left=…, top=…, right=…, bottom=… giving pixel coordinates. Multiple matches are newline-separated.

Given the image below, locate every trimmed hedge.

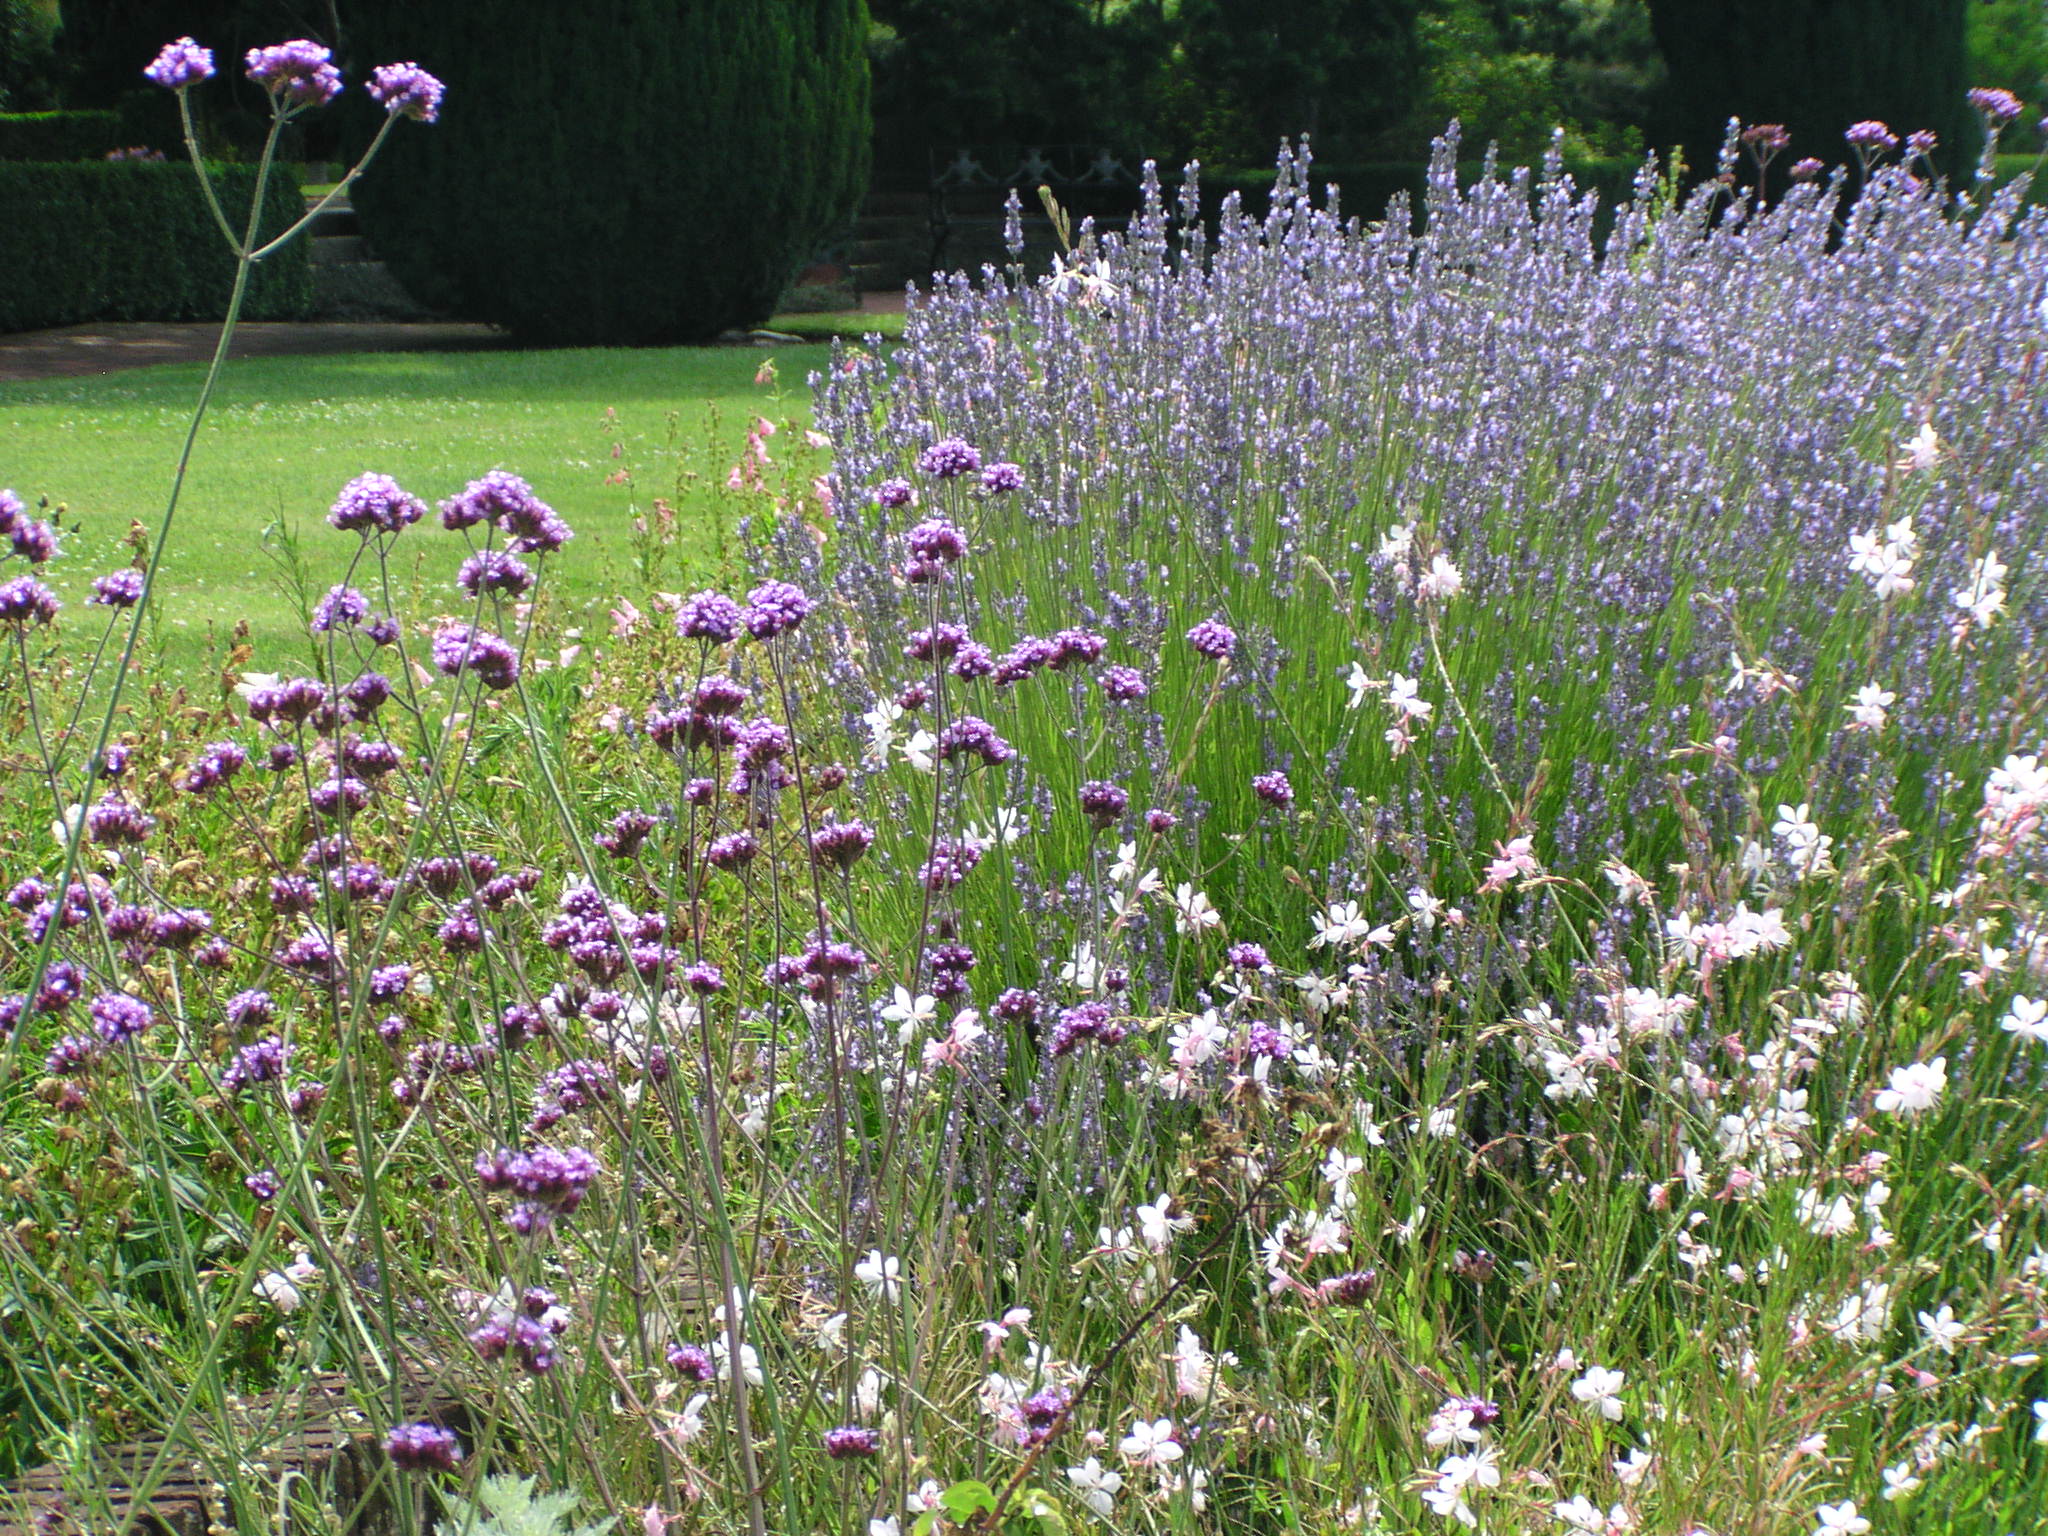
left=0, top=110, right=124, bottom=161
left=0, top=161, right=311, bottom=333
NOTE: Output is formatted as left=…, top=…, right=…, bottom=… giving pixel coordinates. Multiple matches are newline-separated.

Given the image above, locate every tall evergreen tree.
left=1646, top=0, right=1970, bottom=174
left=347, top=0, right=869, bottom=344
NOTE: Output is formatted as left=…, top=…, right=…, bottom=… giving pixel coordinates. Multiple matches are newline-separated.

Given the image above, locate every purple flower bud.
left=1845, top=119, right=1898, bottom=154
left=874, top=477, right=915, bottom=509
left=979, top=461, right=1025, bottom=494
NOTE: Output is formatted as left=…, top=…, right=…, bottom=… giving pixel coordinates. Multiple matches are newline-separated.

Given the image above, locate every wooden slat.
left=0, top=1365, right=469, bottom=1536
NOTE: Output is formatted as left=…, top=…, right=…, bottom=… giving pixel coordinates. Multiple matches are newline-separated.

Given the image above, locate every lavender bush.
left=2, top=72, right=2046, bottom=1536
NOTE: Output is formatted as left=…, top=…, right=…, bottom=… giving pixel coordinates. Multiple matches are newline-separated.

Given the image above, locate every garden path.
left=0, top=320, right=509, bottom=383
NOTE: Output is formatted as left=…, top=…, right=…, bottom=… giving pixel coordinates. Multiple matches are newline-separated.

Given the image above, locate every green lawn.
left=0, top=320, right=900, bottom=680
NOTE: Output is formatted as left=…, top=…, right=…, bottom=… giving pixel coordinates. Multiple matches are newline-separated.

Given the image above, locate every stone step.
left=304, top=203, right=358, bottom=239
left=310, top=261, right=435, bottom=322
left=311, top=234, right=369, bottom=266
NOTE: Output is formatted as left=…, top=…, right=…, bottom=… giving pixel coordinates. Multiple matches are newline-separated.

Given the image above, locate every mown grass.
left=0, top=316, right=900, bottom=680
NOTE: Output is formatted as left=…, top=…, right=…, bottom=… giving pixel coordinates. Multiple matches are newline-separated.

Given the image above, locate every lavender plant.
left=3, top=72, right=2047, bottom=1536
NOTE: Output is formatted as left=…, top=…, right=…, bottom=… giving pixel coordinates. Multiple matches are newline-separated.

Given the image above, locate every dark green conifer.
left=348, top=0, right=869, bottom=344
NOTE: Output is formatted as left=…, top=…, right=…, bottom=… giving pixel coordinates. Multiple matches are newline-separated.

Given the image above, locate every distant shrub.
left=0, top=160, right=310, bottom=332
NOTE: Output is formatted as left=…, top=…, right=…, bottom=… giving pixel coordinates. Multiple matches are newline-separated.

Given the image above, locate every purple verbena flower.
left=916, top=438, right=981, bottom=479
left=1078, top=779, right=1128, bottom=829
left=0, top=576, right=60, bottom=628
left=89, top=569, right=145, bottom=608
left=811, top=819, right=873, bottom=870
left=1251, top=770, right=1293, bottom=808
left=329, top=473, right=427, bottom=535
left=244, top=39, right=342, bottom=108
left=431, top=624, right=519, bottom=689
left=144, top=37, right=214, bottom=89
left=366, top=62, right=444, bottom=123
left=383, top=1423, right=462, bottom=1472
left=1185, top=618, right=1238, bottom=659
left=311, top=584, right=371, bottom=633
left=90, top=993, right=151, bottom=1043
left=822, top=1425, right=880, bottom=1459
left=1969, top=87, right=2024, bottom=124
left=742, top=579, right=811, bottom=639
left=905, top=518, right=968, bottom=564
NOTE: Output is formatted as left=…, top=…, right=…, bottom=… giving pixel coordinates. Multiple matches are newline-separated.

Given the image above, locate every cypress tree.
left=346, top=0, right=869, bottom=345
left=1646, top=0, right=1971, bottom=176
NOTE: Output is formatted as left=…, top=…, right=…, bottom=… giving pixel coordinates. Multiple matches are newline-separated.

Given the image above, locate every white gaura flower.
left=1061, top=941, right=1101, bottom=992
left=1136, top=1192, right=1195, bottom=1252
left=861, top=697, right=903, bottom=765
left=1951, top=549, right=2009, bottom=631
left=1874, top=1057, right=1947, bottom=1118
left=1812, top=1500, right=1870, bottom=1536
left=254, top=1251, right=319, bottom=1313
left=1798, top=1187, right=1858, bottom=1238
left=1345, top=661, right=1372, bottom=709
left=1570, top=1365, right=1626, bottom=1421
left=854, top=1249, right=902, bottom=1301
left=1843, top=682, right=1894, bottom=731
left=1171, top=884, right=1221, bottom=935
left=1880, top=1462, right=1922, bottom=1501
left=1416, top=552, right=1464, bottom=601
left=878, top=987, right=936, bottom=1043
left=1896, top=421, right=1942, bottom=473
left=1066, top=1457, right=1123, bottom=1516
left=2001, top=995, right=2048, bottom=1044
left=902, top=728, right=938, bottom=773
left=1118, top=1417, right=1183, bottom=1467
left=1386, top=672, right=1434, bottom=719
left=712, top=1338, right=763, bottom=1386
left=1378, top=522, right=1415, bottom=561
left=1311, top=900, right=1375, bottom=949
left=1917, top=1304, right=1967, bottom=1354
